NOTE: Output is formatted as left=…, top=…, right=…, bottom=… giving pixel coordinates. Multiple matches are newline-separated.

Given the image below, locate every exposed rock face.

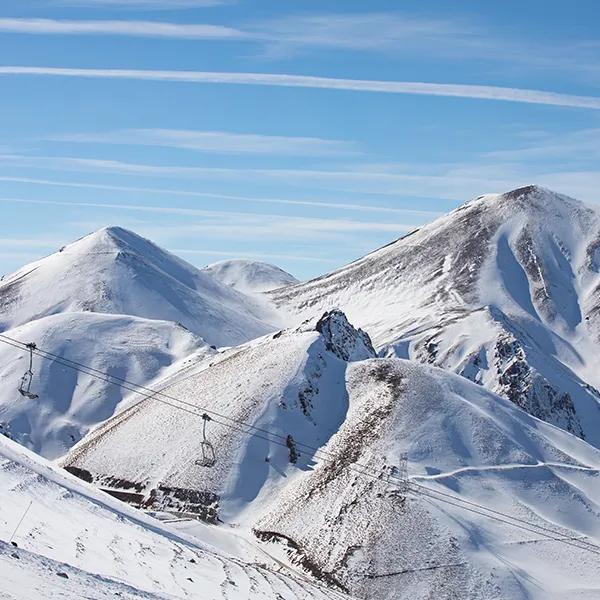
left=314, top=309, right=376, bottom=362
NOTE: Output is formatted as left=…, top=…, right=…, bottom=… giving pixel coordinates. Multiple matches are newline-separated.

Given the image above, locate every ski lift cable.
left=408, top=480, right=600, bottom=551
left=0, top=332, right=333, bottom=456
left=0, top=333, right=410, bottom=474
left=413, top=485, right=600, bottom=556
left=2, top=332, right=599, bottom=554
left=0, top=334, right=356, bottom=465
left=1, top=333, right=599, bottom=555
left=7, top=329, right=598, bottom=550
left=2, top=332, right=598, bottom=554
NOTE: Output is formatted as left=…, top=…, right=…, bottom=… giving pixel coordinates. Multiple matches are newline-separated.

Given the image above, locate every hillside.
left=0, top=433, right=345, bottom=599
left=62, top=310, right=600, bottom=599
left=270, top=186, right=600, bottom=446
left=0, top=312, right=213, bottom=458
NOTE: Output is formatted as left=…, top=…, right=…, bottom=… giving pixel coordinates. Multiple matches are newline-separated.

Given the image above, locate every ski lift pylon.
left=195, top=413, right=216, bottom=468
left=18, top=342, right=38, bottom=400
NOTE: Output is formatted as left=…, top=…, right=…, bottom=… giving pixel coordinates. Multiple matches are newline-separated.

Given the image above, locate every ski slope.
left=0, top=433, right=346, bottom=600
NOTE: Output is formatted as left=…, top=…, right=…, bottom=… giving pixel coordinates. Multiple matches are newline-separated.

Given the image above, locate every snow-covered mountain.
left=0, top=226, right=279, bottom=348
left=203, top=259, right=299, bottom=295
left=271, top=186, right=600, bottom=447
left=0, top=226, right=285, bottom=459
left=62, top=310, right=600, bottom=599
left=0, top=312, right=213, bottom=459
left=62, top=310, right=376, bottom=522
left=0, top=433, right=344, bottom=599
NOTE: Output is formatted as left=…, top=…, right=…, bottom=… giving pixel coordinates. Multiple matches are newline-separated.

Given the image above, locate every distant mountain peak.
left=0, top=226, right=278, bottom=347
left=203, top=258, right=299, bottom=294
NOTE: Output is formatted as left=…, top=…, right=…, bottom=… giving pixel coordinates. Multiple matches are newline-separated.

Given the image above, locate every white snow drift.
left=0, top=433, right=343, bottom=599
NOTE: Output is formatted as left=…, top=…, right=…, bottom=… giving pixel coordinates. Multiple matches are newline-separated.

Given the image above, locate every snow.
left=61, top=309, right=600, bottom=599
left=0, top=434, right=345, bottom=599
left=256, top=358, right=600, bottom=599
left=203, top=259, right=299, bottom=295
left=2, top=186, right=600, bottom=599
left=271, top=185, right=600, bottom=446
left=0, top=226, right=280, bottom=348
left=0, top=312, right=214, bottom=459
left=0, top=226, right=283, bottom=459
left=63, top=310, right=376, bottom=525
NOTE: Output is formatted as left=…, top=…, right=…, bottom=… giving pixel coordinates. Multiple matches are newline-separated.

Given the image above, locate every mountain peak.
left=203, top=258, right=299, bottom=294
left=482, top=184, right=585, bottom=212
left=314, top=309, right=376, bottom=361
left=501, top=183, right=544, bottom=200
left=73, top=226, right=154, bottom=255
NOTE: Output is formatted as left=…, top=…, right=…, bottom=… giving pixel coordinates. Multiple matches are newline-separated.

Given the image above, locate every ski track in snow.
left=411, top=461, right=598, bottom=480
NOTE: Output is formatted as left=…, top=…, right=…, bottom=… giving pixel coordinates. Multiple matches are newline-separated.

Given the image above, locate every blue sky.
left=0, top=0, right=599, bottom=280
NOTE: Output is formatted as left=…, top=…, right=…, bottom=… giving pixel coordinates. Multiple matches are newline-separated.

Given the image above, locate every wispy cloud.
left=250, top=13, right=600, bottom=77
left=483, top=128, right=600, bottom=164
left=1, top=153, right=597, bottom=202
left=0, top=197, right=415, bottom=238
left=52, top=128, right=359, bottom=157
left=59, top=0, right=228, bottom=8
left=173, top=249, right=334, bottom=264
left=1, top=66, right=598, bottom=110
left=0, top=18, right=243, bottom=39
left=3, top=13, right=598, bottom=81
left=250, top=12, right=475, bottom=59
left=0, top=175, right=439, bottom=217
left=3, top=141, right=599, bottom=205
left=0, top=238, right=62, bottom=249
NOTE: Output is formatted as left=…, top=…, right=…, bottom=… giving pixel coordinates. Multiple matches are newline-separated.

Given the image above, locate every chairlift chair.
left=195, top=413, right=216, bottom=468
left=18, top=343, right=38, bottom=400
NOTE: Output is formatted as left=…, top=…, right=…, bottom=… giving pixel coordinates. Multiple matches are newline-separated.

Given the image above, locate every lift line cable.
left=0, top=332, right=353, bottom=459
left=0, top=332, right=428, bottom=487
left=412, top=484, right=600, bottom=556
left=2, top=333, right=599, bottom=556
left=0, top=333, right=384, bottom=482
left=408, top=481, right=600, bottom=552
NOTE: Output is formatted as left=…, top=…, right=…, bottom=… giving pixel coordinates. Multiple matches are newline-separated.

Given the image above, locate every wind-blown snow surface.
left=203, top=259, right=299, bottom=295
left=0, top=226, right=279, bottom=347
left=271, top=186, right=600, bottom=447
left=63, top=311, right=600, bottom=599
left=0, top=313, right=213, bottom=458
left=0, top=435, right=343, bottom=600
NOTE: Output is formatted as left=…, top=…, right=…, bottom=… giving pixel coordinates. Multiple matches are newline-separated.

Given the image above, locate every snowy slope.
left=0, top=434, right=345, bottom=599
left=62, top=311, right=600, bottom=599
left=63, top=310, right=376, bottom=523
left=203, top=259, right=299, bottom=295
left=0, top=312, right=213, bottom=459
left=271, top=185, right=600, bottom=446
left=256, top=359, right=600, bottom=599
left=0, top=226, right=279, bottom=347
